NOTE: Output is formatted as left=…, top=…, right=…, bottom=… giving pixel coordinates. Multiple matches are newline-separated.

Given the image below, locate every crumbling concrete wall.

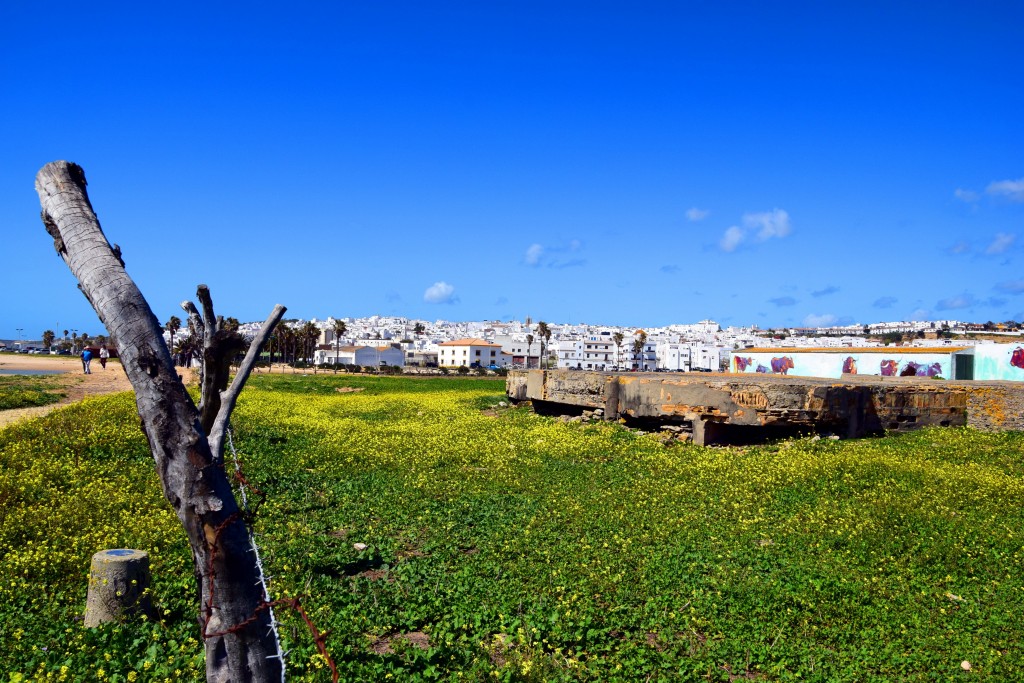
left=965, top=383, right=1024, bottom=431
left=507, top=370, right=1023, bottom=445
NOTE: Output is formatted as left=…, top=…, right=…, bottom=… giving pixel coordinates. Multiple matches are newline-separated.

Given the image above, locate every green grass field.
left=1, top=374, right=1022, bottom=681
left=0, top=374, right=66, bottom=410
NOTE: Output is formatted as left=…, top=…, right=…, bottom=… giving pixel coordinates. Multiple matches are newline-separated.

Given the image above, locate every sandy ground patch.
left=0, top=353, right=206, bottom=429
left=0, top=354, right=135, bottom=428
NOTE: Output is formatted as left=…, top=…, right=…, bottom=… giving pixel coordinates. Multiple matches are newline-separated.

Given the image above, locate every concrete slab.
left=507, top=369, right=1024, bottom=445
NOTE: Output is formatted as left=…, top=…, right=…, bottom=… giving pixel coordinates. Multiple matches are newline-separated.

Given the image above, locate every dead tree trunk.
left=36, top=161, right=286, bottom=682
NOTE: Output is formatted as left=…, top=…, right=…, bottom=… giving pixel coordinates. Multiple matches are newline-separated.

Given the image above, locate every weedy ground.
left=0, top=374, right=66, bottom=410
left=0, top=374, right=1022, bottom=681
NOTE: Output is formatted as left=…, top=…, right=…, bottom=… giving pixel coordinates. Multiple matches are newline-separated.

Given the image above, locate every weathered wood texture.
left=36, top=161, right=284, bottom=682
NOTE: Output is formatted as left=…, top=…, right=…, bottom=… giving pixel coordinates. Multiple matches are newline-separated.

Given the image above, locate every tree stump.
left=84, top=549, right=152, bottom=627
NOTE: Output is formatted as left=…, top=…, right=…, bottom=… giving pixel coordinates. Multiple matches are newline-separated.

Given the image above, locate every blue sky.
left=2, top=2, right=1022, bottom=340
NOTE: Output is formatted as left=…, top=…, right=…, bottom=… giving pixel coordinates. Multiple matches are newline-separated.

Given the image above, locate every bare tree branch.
left=195, top=285, right=224, bottom=431
left=182, top=300, right=205, bottom=339
left=208, top=304, right=286, bottom=459
left=197, top=284, right=218, bottom=342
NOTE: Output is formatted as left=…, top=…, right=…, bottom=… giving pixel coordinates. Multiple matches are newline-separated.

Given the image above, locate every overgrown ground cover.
left=0, top=374, right=66, bottom=409
left=1, top=374, right=1022, bottom=681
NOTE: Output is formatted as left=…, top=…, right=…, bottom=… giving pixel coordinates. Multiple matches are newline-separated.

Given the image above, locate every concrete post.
left=604, top=375, right=620, bottom=420
left=84, top=549, right=152, bottom=626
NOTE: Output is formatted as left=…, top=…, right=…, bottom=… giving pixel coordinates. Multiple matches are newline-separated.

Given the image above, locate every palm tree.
left=632, top=330, right=648, bottom=371
left=526, top=334, right=534, bottom=369
left=275, top=323, right=292, bottom=370
left=613, top=332, right=624, bottom=370
left=174, top=334, right=200, bottom=368
left=266, top=330, right=277, bottom=369
left=332, top=319, right=348, bottom=373
left=301, top=321, right=320, bottom=370
left=288, top=324, right=300, bottom=370
left=165, top=316, right=181, bottom=364
left=537, top=321, right=551, bottom=369
left=413, top=322, right=425, bottom=338
left=71, top=332, right=78, bottom=353
left=42, top=330, right=55, bottom=353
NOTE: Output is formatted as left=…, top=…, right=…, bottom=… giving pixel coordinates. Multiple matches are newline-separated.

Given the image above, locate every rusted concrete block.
left=506, top=371, right=529, bottom=402
left=506, top=370, right=1024, bottom=445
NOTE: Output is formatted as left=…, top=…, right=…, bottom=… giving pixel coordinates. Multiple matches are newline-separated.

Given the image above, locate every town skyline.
left=6, top=311, right=1019, bottom=349
left=2, top=4, right=1021, bottom=338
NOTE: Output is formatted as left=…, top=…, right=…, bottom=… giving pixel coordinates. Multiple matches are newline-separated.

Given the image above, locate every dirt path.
left=0, top=354, right=134, bottom=428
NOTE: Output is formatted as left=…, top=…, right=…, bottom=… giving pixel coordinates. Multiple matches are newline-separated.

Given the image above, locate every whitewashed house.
left=315, top=344, right=405, bottom=367
left=438, top=338, right=510, bottom=368
left=492, top=334, right=538, bottom=368
left=690, top=344, right=723, bottom=372
left=556, top=339, right=584, bottom=369
left=628, top=332, right=658, bottom=371
left=656, top=342, right=692, bottom=371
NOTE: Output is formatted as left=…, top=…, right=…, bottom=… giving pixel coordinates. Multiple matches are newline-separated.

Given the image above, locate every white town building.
left=315, top=344, right=405, bottom=367
left=438, top=338, right=511, bottom=368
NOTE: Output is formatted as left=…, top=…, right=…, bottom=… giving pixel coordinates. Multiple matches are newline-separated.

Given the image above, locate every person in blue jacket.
left=81, top=347, right=93, bottom=374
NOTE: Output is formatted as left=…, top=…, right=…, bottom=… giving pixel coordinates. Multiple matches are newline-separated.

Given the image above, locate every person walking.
left=81, top=347, right=93, bottom=374
left=99, top=345, right=109, bottom=369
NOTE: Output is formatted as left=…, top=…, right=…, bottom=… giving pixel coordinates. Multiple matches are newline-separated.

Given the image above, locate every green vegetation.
left=1, top=375, right=1023, bottom=680
left=0, top=374, right=66, bottom=410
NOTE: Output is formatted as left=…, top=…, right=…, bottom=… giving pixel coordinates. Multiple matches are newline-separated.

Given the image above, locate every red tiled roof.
left=438, top=338, right=501, bottom=347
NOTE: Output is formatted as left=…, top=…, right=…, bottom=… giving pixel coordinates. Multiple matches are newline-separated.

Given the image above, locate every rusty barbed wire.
left=198, top=427, right=338, bottom=682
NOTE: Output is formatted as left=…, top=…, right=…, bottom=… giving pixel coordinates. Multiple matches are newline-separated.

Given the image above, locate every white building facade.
left=438, top=338, right=511, bottom=368
left=315, top=345, right=405, bottom=367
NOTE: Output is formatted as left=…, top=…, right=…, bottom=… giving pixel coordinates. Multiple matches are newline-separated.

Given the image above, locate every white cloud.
left=811, top=285, right=839, bottom=298
left=718, top=208, right=791, bottom=252
left=873, top=296, right=898, bottom=309
left=686, top=207, right=710, bottom=222
left=954, top=188, right=979, bottom=203
left=524, top=243, right=544, bottom=266
left=986, top=177, right=1024, bottom=202
left=985, top=232, right=1016, bottom=255
left=744, top=208, right=791, bottom=241
left=937, top=293, right=975, bottom=310
left=524, top=240, right=584, bottom=268
left=995, top=279, right=1024, bottom=294
left=909, top=308, right=931, bottom=321
left=423, top=281, right=457, bottom=304
left=803, top=313, right=837, bottom=327
left=719, top=226, right=745, bottom=252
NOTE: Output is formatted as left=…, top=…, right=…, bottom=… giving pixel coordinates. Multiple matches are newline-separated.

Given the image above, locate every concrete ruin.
left=506, top=369, right=1024, bottom=445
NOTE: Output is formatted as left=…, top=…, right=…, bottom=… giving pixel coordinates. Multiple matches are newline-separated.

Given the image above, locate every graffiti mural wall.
left=730, top=350, right=954, bottom=380
left=973, top=344, right=1024, bottom=381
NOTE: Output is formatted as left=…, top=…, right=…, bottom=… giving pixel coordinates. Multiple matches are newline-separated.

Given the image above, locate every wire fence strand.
left=196, top=427, right=338, bottom=681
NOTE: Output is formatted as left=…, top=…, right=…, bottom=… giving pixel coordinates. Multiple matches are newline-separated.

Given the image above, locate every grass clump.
left=0, top=375, right=66, bottom=409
